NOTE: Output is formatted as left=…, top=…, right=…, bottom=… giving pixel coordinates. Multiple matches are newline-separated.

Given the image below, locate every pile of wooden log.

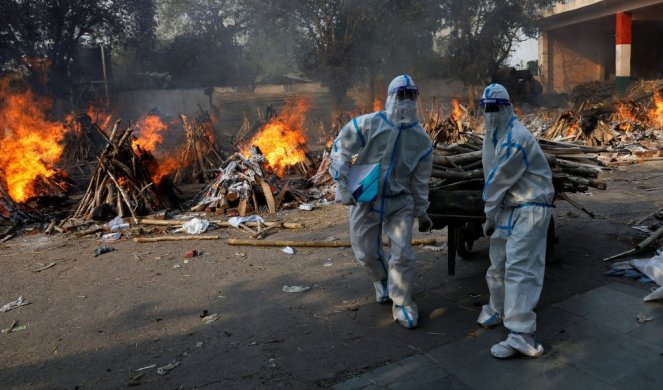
left=171, top=113, right=224, bottom=185
left=191, top=150, right=280, bottom=216
left=544, top=106, right=616, bottom=147
left=60, top=113, right=109, bottom=185
left=429, top=135, right=607, bottom=197
left=70, top=120, right=165, bottom=223
left=422, top=100, right=475, bottom=146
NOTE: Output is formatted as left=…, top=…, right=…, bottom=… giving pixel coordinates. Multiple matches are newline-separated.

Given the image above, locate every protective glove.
left=483, top=217, right=496, bottom=237
left=418, top=214, right=433, bottom=232
left=336, top=187, right=356, bottom=206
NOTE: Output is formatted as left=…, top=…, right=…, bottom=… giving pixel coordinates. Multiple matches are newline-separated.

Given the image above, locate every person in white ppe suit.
left=329, top=74, right=433, bottom=329
left=477, top=83, right=555, bottom=358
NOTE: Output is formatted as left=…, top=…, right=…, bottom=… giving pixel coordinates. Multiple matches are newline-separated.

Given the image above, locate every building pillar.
left=615, top=12, right=632, bottom=94
left=538, top=31, right=551, bottom=93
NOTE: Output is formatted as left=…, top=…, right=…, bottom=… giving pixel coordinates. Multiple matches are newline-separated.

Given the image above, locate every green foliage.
left=436, top=0, right=558, bottom=87
left=0, top=0, right=156, bottom=96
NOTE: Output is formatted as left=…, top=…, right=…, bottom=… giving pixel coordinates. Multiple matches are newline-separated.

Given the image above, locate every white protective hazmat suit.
left=329, top=74, right=433, bottom=328
left=478, top=83, right=554, bottom=357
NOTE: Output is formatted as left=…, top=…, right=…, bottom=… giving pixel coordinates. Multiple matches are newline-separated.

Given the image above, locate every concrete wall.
left=542, top=16, right=613, bottom=93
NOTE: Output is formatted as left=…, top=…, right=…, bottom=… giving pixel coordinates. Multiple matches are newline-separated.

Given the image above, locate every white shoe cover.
left=491, top=333, right=544, bottom=359
left=477, top=305, right=503, bottom=329
left=392, top=304, right=418, bottom=329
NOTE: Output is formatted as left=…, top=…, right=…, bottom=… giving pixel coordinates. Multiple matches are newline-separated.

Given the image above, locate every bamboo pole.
left=133, top=235, right=220, bottom=243
left=227, top=238, right=438, bottom=247
left=137, top=219, right=305, bottom=229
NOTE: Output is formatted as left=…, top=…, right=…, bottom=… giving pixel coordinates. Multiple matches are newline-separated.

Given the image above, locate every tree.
left=0, top=0, right=155, bottom=97
left=243, top=0, right=441, bottom=106
left=435, top=0, right=559, bottom=105
left=154, top=0, right=255, bottom=88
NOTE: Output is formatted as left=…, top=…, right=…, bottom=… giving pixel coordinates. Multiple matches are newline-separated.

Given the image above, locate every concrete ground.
left=334, top=282, right=663, bottom=390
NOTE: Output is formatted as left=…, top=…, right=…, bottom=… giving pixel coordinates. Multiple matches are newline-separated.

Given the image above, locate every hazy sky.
left=509, top=37, right=539, bottom=67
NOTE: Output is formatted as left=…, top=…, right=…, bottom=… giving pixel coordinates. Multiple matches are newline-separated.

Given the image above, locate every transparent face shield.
left=387, top=86, right=419, bottom=124
left=480, top=98, right=511, bottom=132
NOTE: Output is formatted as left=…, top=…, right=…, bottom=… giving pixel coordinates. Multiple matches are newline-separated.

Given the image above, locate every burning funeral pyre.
left=71, top=120, right=165, bottom=223
left=0, top=78, right=70, bottom=225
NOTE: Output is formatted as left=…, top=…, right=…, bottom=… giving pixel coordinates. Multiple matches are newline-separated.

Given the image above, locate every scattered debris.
left=636, top=312, right=655, bottom=323
left=298, top=203, right=314, bottom=211
left=0, top=296, right=30, bottom=313
left=174, top=218, right=209, bottom=234
left=94, top=246, right=116, bottom=257
left=282, top=285, right=311, bottom=293
left=32, top=262, right=56, bottom=273
left=127, top=372, right=144, bottom=386
left=281, top=246, right=296, bottom=255
left=133, top=364, right=156, bottom=372
left=100, top=233, right=122, bottom=241
left=201, top=313, right=220, bottom=324
left=630, top=249, right=663, bottom=301
left=156, top=360, right=180, bottom=375
left=1, top=321, right=26, bottom=334
left=184, top=250, right=198, bottom=258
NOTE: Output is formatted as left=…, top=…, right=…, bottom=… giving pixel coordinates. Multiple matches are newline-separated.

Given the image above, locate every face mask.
left=393, top=100, right=417, bottom=124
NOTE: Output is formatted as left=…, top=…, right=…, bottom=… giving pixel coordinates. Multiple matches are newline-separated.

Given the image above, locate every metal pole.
left=100, top=44, right=110, bottom=108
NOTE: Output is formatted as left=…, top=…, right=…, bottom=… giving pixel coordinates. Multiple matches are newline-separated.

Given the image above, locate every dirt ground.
left=1, top=161, right=662, bottom=389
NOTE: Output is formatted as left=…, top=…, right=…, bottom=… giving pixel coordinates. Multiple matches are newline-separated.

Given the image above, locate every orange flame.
left=0, top=78, right=65, bottom=202
left=87, top=104, right=112, bottom=130
left=373, top=98, right=383, bottom=112
left=243, top=100, right=310, bottom=176
left=451, top=99, right=462, bottom=121
left=649, top=91, right=663, bottom=128
left=132, top=114, right=169, bottom=153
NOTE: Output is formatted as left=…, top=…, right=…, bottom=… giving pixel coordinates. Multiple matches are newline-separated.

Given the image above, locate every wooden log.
left=227, top=237, right=438, bottom=247
left=238, top=198, right=248, bottom=217
left=259, top=179, right=276, bottom=214
left=133, top=235, right=220, bottom=243
left=431, top=169, right=484, bottom=181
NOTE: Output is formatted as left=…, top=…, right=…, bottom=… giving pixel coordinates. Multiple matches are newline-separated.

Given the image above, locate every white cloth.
left=329, top=74, right=433, bottom=310
left=630, top=249, right=663, bottom=301
left=227, top=215, right=264, bottom=228
left=479, top=83, right=554, bottom=334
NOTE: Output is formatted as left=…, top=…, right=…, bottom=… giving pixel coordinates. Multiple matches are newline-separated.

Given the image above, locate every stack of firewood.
left=422, top=100, right=476, bottom=146
left=171, top=113, right=224, bottom=184
left=71, top=120, right=165, bottom=223
left=191, top=150, right=280, bottom=216
left=429, top=134, right=607, bottom=196
left=544, top=105, right=616, bottom=146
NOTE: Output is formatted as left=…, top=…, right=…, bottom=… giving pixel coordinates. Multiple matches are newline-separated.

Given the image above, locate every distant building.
left=539, top=0, right=663, bottom=93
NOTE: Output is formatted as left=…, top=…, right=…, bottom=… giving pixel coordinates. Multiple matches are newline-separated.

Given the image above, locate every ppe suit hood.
left=481, top=84, right=513, bottom=140
left=385, top=74, right=419, bottom=126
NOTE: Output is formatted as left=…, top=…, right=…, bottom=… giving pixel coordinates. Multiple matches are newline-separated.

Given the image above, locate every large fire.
left=243, top=100, right=310, bottom=176
left=131, top=114, right=179, bottom=184
left=132, top=114, right=169, bottom=152
left=0, top=78, right=66, bottom=202
left=649, top=91, right=663, bottom=128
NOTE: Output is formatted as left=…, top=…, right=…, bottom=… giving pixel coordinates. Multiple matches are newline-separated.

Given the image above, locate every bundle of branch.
left=70, top=120, right=165, bottom=223
left=61, top=115, right=110, bottom=185
left=430, top=136, right=607, bottom=196
left=171, top=113, right=224, bottom=184
left=191, top=150, right=281, bottom=216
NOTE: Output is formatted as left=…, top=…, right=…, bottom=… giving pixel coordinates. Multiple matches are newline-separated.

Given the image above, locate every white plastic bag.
left=228, top=215, right=264, bottom=228
left=630, top=250, right=663, bottom=301
left=174, top=218, right=209, bottom=234
left=107, top=216, right=130, bottom=232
